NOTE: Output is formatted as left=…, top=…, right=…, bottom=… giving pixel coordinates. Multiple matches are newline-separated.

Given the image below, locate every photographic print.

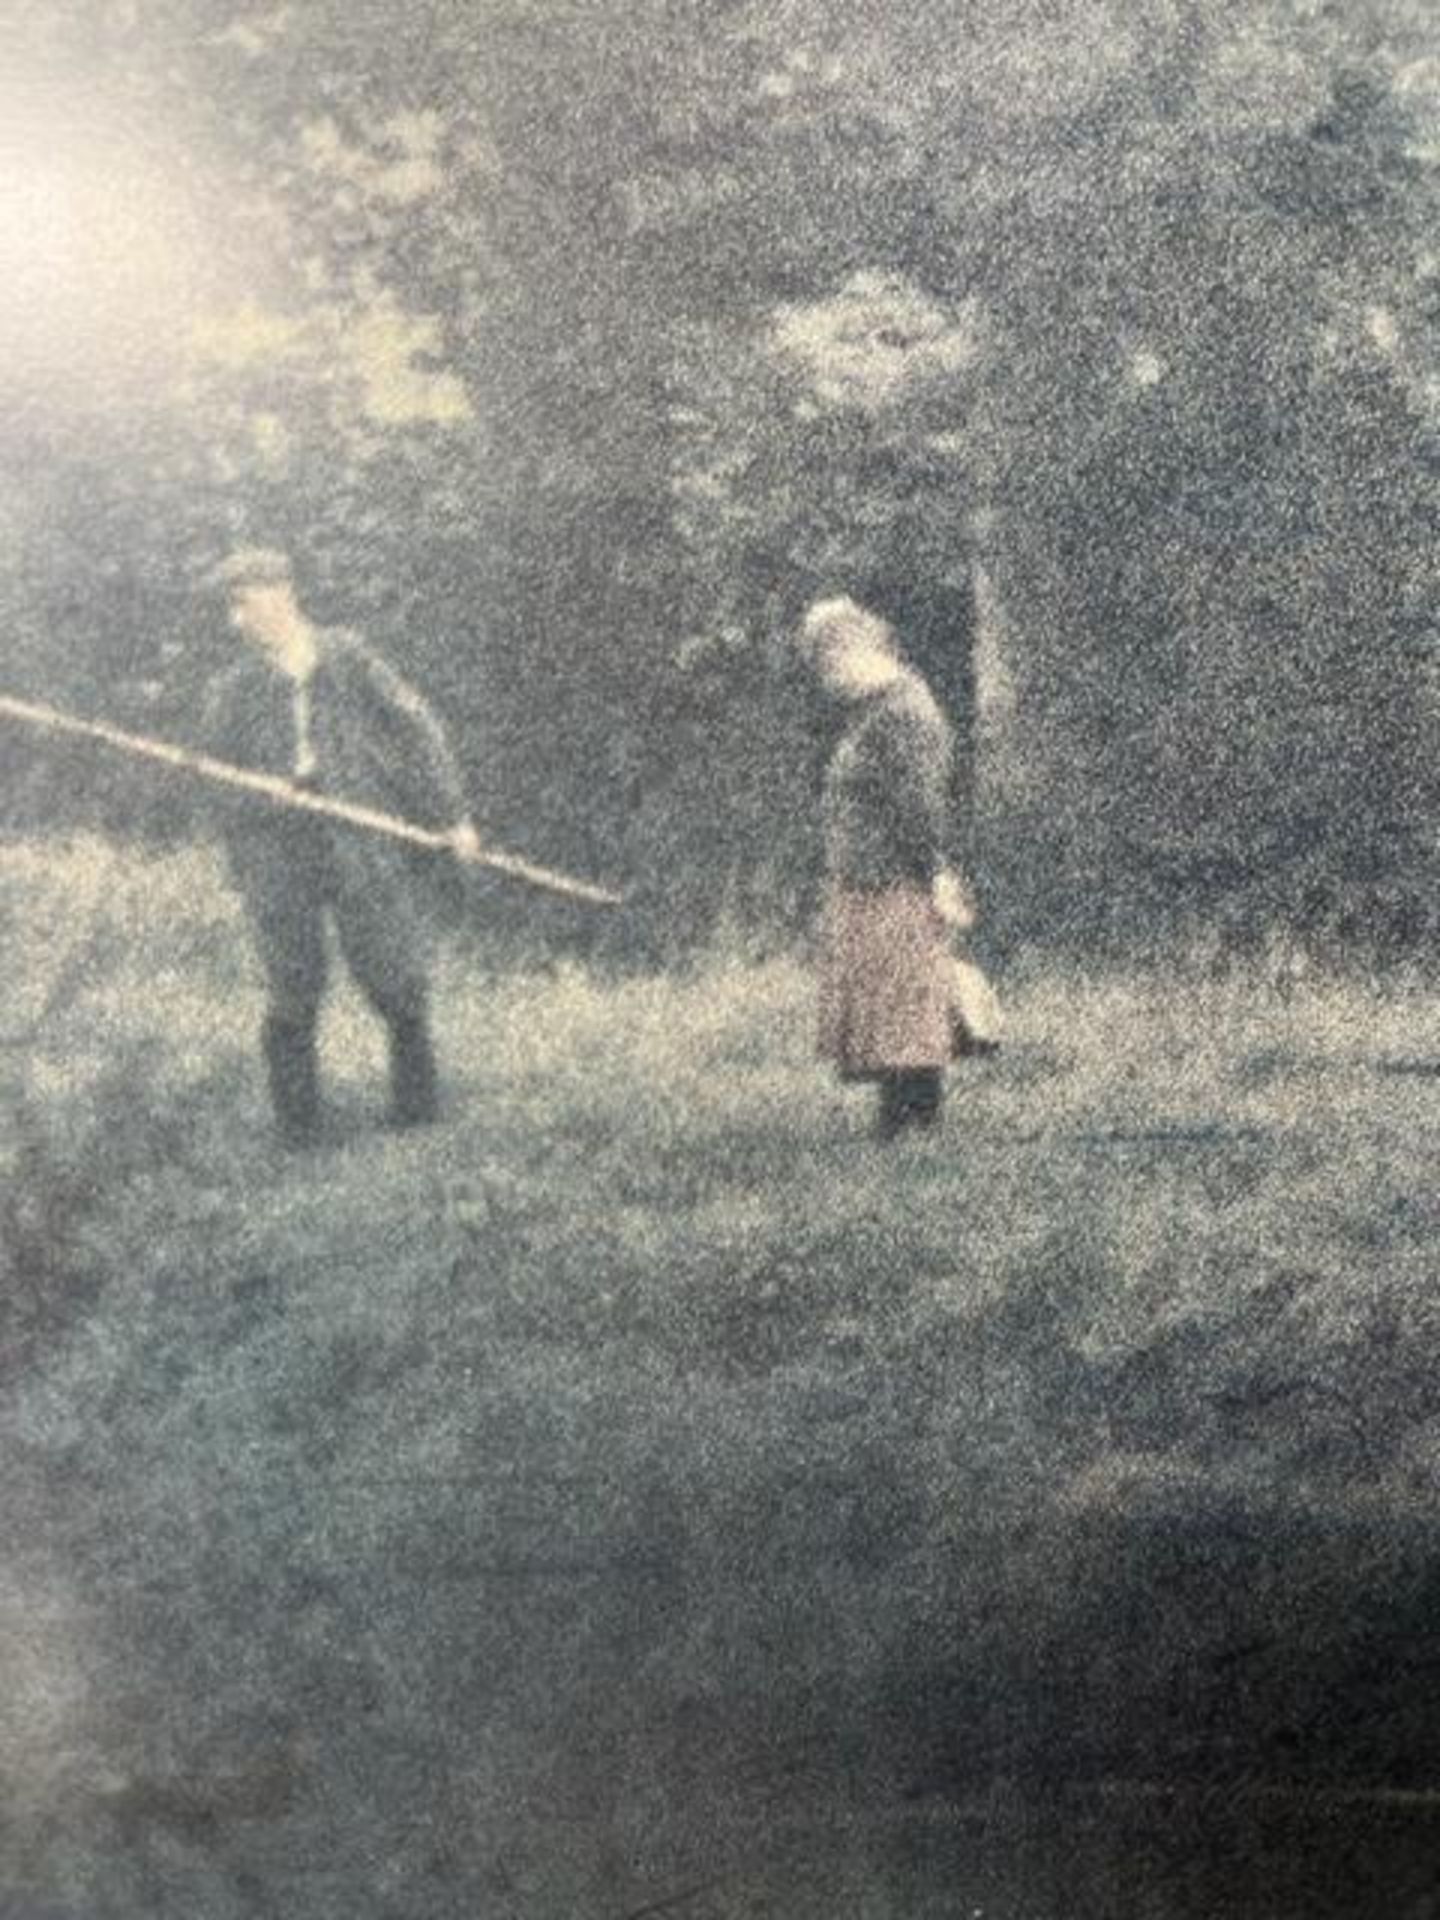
left=5, top=2, right=1440, bottom=1913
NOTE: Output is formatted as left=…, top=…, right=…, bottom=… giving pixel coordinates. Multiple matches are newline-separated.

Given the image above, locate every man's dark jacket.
left=203, top=627, right=471, bottom=920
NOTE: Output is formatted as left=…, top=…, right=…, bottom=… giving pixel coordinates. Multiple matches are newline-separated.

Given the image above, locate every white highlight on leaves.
left=771, top=270, right=980, bottom=414
left=213, top=6, right=292, bottom=56
left=191, top=300, right=302, bottom=370
left=758, top=70, right=797, bottom=100
left=302, top=113, right=446, bottom=208
left=191, top=292, right=471, bottom=426
left=1366, top=305, right=1399, bottom=355
left=348, top=294, right=472, bottom=425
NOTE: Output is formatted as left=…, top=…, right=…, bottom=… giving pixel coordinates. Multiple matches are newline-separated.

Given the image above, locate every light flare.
left=0, top=98, right=212, bottom=403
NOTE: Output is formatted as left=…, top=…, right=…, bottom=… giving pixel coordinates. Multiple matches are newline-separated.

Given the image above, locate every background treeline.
left=4, top=0, right=1440, bottom=960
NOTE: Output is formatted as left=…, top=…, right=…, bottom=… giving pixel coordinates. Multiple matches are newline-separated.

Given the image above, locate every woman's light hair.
left=208, top=547, right=295, bottom=594
left=797, top=595, right=898, bottom=662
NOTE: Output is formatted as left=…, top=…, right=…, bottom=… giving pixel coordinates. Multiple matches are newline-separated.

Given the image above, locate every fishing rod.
left=0, top=692, right=625, bottom=908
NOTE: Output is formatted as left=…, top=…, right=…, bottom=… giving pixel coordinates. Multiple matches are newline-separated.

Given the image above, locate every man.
left=204, top=548, right=482, bottom=1146
left=797, top=595, right=970, bottom=1139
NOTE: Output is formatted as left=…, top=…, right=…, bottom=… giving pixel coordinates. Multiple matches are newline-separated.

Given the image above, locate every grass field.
left=7, top=838, right=1440, bottom=1916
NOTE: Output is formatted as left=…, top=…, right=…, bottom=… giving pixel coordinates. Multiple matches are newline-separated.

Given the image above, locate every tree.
left=6, top=0, right=1440, bottom=959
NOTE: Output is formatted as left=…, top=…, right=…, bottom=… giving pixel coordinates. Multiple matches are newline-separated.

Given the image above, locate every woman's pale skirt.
left=816, top=883, right=952, bottom=1081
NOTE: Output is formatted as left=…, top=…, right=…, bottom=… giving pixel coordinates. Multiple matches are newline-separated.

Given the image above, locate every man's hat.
left=208, top=547, right=294, bottom=593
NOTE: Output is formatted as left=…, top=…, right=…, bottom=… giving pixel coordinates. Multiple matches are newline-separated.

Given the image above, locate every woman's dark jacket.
left=821, top=667, right=954, bottom=891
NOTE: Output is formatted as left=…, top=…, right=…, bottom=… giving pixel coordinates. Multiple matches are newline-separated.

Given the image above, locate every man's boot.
left=387, top=1010, right=439, bottom=1129
left=263, top=1013, right=321, bottom=1149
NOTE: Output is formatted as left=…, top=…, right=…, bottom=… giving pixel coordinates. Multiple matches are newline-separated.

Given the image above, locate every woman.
left=798, top=596, right=969, bottom=1139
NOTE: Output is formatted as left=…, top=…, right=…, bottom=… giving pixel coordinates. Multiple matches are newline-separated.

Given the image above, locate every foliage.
left=2, top=3, right=1440, bottom=950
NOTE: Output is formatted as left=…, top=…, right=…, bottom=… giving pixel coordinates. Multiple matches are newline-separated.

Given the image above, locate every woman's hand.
left=933, top=868, right=976, bottom=931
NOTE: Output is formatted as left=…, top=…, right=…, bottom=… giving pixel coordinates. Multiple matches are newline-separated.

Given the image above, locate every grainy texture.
left=6, top=3, right=1440, bottom=1912
left=6, top=845, right=1440, bottom=1913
